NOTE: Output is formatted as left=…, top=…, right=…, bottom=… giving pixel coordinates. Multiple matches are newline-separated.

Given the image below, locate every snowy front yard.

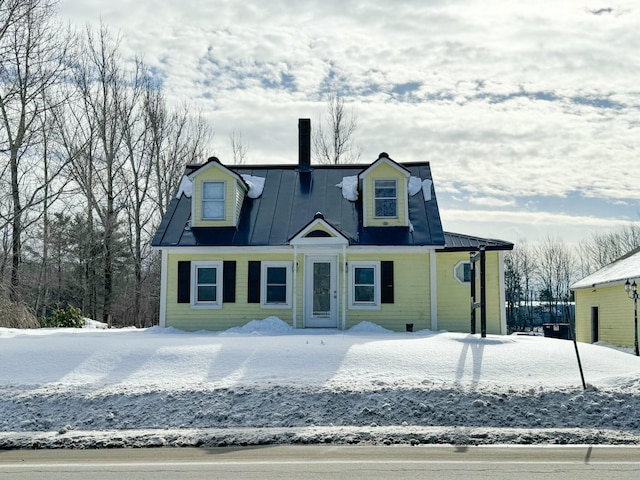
left=1, top=318, right=640, bottom=448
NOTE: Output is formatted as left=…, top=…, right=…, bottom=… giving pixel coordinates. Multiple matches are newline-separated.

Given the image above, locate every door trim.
left=304, top=255, right=339, bottom=328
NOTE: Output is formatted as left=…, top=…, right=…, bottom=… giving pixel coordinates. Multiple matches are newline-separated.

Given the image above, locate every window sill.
left=349, top=303, right=381, bottom=310
left=190, top=303, right=223, bottom=309
left=260, top=303, right=292, bottom=309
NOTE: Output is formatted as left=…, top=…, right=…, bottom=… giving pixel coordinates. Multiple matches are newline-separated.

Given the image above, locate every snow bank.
left=336, top=176, right=359, bottom=201
left=241, top=174, right=266, bottom=199
left=347, top=321, right=393, bottom=334
left=221, top=316, right=293, bottom=335
left=84, top=318, right=107, bottom=329
left=2, top=322, right=640, bottom=449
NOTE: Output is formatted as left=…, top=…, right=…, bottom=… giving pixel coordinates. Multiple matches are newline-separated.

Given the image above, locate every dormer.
left=358, top=153, right=411, bottom=228
left=188, top=157, right=248, bottom=228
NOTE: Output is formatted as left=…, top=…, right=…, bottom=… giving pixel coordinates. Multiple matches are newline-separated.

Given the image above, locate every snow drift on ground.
left=1, top=317, right=639, bottom=449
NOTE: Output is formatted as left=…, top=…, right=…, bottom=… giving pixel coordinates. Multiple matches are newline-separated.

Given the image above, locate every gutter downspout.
left=293, top=245, right=298, bottom=329
left=342, top=244, right=347, bottom=330
left=159, top=249, right=168, bottom=328
left=430, top=248, right=438, bottom=331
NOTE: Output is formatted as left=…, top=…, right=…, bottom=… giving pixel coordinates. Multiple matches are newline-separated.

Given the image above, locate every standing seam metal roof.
left=152, top=161, right=447, bottom=247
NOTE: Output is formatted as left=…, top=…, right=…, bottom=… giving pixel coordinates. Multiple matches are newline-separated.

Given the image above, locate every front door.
left=304, top=256, right=338, bottom=328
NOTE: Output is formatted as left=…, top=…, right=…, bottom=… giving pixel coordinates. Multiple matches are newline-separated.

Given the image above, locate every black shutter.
left=248, top=261, right=261, bottom=303
left=177, top=261, right=191, bottom=303
left=223, top=261, right=236, bottom=303
left=381, top=261, right=394, bottom=304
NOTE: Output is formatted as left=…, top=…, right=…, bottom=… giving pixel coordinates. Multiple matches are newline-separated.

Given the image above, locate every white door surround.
left=304, top=255, right=339, bottom=328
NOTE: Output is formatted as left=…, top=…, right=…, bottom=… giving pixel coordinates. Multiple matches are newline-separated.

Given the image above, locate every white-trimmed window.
left=261, top=261, right=292, bottom=308
left=202, top=181, right=225, bottom=220
left=374, top=179, right=397, bottom=217
left=191, top=261, right=223, bottom=308
left=349, top=261, right=380, bottom=309
left=454, top=260, right=471, bottom=284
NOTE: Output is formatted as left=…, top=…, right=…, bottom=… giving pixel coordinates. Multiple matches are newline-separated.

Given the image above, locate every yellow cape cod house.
left=151, top=119, right=513, bottom=333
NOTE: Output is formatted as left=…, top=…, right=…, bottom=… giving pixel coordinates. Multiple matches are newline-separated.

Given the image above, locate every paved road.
left=1, top=445, right=640, bottom=479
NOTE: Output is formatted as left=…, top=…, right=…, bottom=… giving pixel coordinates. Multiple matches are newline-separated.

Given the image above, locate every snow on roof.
left=422, top=179, right=433, bottom=201
left=336, top=175, right=359, bottom=201
left=175, top=175, right=193, bottom=198
left=240, top=174, right=265, bottom=199
left=408, top=176, right=422, bottom=196
left=571, top=247, right=640, bottom=289
left=338, top=175, right=429, bottom=202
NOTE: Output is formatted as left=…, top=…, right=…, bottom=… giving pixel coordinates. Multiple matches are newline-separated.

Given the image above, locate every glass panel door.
left=305, top=256, right=338, bottom=328
left=313, top=262, right=331, bottom=317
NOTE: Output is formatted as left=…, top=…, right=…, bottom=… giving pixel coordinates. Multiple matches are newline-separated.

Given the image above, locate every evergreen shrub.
left=42, top=306, right=85, bottom=328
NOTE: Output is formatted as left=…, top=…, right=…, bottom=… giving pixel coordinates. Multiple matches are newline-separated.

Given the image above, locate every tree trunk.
left=10, top=146, right=21, bottom=302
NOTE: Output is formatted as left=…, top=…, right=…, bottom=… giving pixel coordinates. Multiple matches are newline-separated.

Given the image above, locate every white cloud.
left=468, top=197, right=516, bottom=208
left=441, top=208, right=638, bottom=245
left=57, top=0, right=640, bottom=243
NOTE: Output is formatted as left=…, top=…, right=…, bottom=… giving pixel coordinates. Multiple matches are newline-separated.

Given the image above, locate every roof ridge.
left=613, top=245, right=640, bottom=263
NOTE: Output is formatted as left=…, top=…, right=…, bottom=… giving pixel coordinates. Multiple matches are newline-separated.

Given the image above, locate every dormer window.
left=202, top=181, right=225, bottom=220
left=374, top=179, right=397, bottom=217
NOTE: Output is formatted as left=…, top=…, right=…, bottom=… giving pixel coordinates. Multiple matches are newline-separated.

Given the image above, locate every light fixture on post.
left=624, top=279, right=639, bottom=356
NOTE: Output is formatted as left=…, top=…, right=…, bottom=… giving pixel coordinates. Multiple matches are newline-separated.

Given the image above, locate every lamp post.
left=624, top=279, right=639, bottom=356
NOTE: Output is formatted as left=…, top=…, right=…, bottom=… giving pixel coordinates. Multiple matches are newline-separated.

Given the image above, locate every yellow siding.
left=362, top=162, right=408, bottom=227
left=191, top=165, right=246, bottom=227
left=165, top=252, right=294, bottom=331
left=344, top=252, right=431, bottom=331
left=165, top=250, right=432, bottom=332
left=574, top=286, right=635, bottom=347
left=164, top=248, right=506, bottom=334
left=234, top=184, right=244, bottom=224
left=436, top=251, right=502, bottom=335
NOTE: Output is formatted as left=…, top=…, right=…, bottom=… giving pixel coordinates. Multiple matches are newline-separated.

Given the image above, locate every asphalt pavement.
left=1, top=445, right=640, bottom=479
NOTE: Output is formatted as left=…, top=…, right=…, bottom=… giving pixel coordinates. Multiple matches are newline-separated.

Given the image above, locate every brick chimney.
left=298, top=118, right=311, bottom=172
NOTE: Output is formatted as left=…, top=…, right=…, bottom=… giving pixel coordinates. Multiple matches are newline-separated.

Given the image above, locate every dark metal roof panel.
left=151, top=195, right=191, bottom=247
left=442, top=232, right=514, bottom=252
left=153, top=162, right=448, bottom=248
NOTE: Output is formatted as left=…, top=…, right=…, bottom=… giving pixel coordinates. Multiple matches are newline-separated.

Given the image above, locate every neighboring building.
left=151, top=119, right=513, bottom=333
left=571, top=247, right=640, bottom=348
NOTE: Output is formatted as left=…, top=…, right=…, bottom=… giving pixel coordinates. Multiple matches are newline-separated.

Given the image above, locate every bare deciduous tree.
left=151, top=102, right=212, bottom=216
left=505, top=242, right=537, bottom=331
left=230, top=130, right=248, bottom=165
left=65, top=24, right=135, bottom=324
left=578, top=224, right=640, bottom=276
left=0, top=0, right=70, bottom=301
left=313, top=92, right=361, bottom=164
left=536, top=236, right=576, bottom=323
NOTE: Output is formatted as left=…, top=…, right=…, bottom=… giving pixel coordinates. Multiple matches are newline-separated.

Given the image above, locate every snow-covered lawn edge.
left=3, top=318, right=640, bottom=450
left=2, top=426, right=639, bottom=450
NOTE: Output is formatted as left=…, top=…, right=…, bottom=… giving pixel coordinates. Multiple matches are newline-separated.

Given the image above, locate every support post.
left=470, top=247, right=487, bottom=337
left=480, top=247, right=486, bottom=338
left=470, top=252, right=476, bottom=335
left=634, top=291, right=639, bottom=356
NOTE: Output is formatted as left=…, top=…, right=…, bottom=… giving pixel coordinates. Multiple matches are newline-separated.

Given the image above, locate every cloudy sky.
left=58, top=0, right=640, bottom=246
